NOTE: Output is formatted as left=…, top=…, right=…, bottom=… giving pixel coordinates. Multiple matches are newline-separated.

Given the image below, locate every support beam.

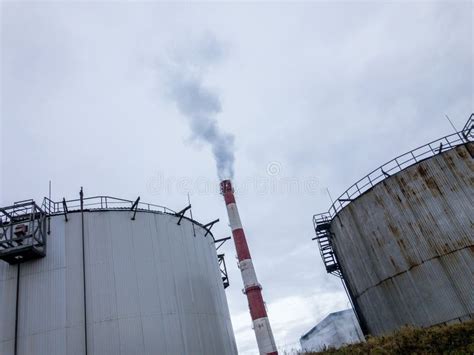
left=130, top=197, right=140, bottom=221
left=203, top=219, right=219, bottom=237
left=175, top=204, right=191, bottom=225
left=214, top=236, right=231, bottom=251
left=62, top=198, right=69, bottom=222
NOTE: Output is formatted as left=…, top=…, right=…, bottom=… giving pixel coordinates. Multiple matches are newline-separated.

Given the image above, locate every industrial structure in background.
left=0, top=192, right=237, bottom=355
left=221, top=180, right=278, bottom=355
left=313, top=115, right=474, bottom=336
left=300, top=309, right=364, bottom=351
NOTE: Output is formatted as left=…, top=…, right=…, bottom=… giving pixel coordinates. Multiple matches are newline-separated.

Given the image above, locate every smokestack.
left=220, top=180, right=278, bottom=355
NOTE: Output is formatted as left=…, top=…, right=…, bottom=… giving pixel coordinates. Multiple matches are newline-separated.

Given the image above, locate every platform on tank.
left=0, top=243, right=45, bottom=264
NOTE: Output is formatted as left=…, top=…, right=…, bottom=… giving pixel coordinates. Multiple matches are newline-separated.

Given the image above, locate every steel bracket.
left=62, top=198, right=69, bottom=222
left=130, top=197, right=140, bottom=221
left=203, top=218, right=219, bottom=237
left=214, top=236, right=231, bottom=251
left=175, top=204, right=191, bottom=225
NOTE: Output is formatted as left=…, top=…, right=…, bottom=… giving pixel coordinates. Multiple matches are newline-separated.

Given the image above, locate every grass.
left=301, top=320, right=474, bottom=355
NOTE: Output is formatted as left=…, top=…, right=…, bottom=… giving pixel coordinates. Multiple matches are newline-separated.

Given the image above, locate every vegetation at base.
left=302, top=320, right=474, bottom=355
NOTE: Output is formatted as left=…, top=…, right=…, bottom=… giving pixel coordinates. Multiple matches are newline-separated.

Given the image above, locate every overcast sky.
left=1, top=1, right=472, bottom=353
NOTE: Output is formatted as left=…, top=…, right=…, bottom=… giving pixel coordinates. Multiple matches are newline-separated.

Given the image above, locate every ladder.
left=313, top=214, right=342, bottom=277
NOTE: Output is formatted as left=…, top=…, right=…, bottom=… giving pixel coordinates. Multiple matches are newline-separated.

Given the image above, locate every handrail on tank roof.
left=40, top=195, right=217, bottom=239
left=462, top=113, right=474, bottom=139
left=314, top=116, right=474, bottom=224
left=42, top=195, right=177, bottom=215
left=0, top=200, right=45, bottom=224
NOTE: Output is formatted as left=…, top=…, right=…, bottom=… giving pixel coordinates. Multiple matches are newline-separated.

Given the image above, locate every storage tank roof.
left=315, top=114, right=473, bottom=221
left=40, top=195, right=216, bottom=238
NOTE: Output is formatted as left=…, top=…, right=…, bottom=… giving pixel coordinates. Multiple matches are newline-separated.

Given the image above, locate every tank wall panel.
left=331, top=143, right=474, bottom=335
left=0, top=274, right=17, bottom=343
left=15, top=213, right=85, bottom=353
left=0, top=210, right=237, bottom=355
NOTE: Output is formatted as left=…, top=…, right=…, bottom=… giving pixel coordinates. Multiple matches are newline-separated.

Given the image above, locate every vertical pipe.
left=188, top=193, right=196, bottom=237
left=14, top=264, right=20, bottom=355
left=340, top=277, right=369, bottom=336
left=332, top=237, right=370, bottom=336
left=220, top=180, right=278, bottom=355
left=80, top=188, right=88, bottom=355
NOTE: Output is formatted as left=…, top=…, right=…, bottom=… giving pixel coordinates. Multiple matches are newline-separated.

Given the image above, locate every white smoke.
left=162, top=35, right=235, bottom=180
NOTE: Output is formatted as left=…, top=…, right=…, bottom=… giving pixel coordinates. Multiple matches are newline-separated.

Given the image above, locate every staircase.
left=313, top=213, right=341, bottom=277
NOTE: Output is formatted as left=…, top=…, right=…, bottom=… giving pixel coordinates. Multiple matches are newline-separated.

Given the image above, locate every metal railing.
left=315, top=117, right=473, bottom=221
left=0, top=200, right=41, bottom=224
left=42, top=196, right=177, bottom=216
left=462, top=113, right=474, bottom=139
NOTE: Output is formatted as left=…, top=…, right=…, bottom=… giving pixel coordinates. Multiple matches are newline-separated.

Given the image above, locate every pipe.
left=80, top=188, right=88, bottom=355
left=14, top=264, right=20, bottom=355
left=220, top=180, right=278, bottom=355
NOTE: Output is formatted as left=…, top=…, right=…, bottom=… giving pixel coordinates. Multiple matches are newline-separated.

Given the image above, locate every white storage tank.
left=0, top=196, right=237, bottom=355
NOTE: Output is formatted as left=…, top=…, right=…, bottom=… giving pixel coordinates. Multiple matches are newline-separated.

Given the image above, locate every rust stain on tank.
left=396, top=238, right=418, bottom=268
left=442, top=148, right=469, bottom=179
left=444, top=153, right=455, bottom=168
left=397, top=238, right=407, bottom=250
left=396, top=239, right=407, bottom=253
left=374, top=194, right=385, bottom=207
left=373, top=231, right=383, bottom=247
left=398, top=176, right=412, bottom=199
left=417, top=165, right=428, bottom=177
left=397, top=176, right=424, bottom=202
left=457, top=148, right=468, bottom=159
left=442, top=243, right=452, bottom=254
left=389, top=256, right=398, bottom=270
left=465, top=142, right=474, bottom=157
left=383, top=177, right=405, bottom=208
left=425, top=177, right=443, bottom=195
left=417, top=165, right=443, bottom=195
left=388, top=223, right=400, bottom=237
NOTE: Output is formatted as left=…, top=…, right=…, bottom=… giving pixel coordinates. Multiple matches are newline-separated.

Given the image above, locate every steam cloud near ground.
left=162, top=35, right=235, bottom=180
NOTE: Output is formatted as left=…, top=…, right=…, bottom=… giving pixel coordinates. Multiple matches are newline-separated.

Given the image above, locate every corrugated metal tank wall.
left=331, top=142, right=474, bottom=336
left=0, top=210, right=238, bottom=355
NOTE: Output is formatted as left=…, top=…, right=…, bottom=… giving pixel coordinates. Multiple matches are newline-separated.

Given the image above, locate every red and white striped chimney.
left=220, top=180, right=278, bottom=355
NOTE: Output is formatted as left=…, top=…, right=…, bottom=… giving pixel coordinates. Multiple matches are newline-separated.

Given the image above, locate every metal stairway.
left=313, top=213, right=341, bottom=277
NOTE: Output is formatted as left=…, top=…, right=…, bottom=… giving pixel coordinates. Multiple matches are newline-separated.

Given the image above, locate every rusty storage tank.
left=0, top=194, right=237, bottom=355
left=313, top=116, right=474, bottom=336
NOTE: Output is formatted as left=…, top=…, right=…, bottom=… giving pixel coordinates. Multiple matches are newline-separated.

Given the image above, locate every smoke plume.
left=163, top=35, right=235, bottom=180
